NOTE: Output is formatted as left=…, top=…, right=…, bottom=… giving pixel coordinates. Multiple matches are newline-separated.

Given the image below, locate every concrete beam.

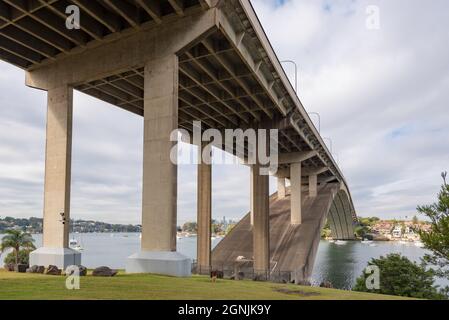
left=29, top=85, right=81, bottom=268
left=25, top=8, right=217, bottom=90
left=277, top=177, right=286, bottom=199
left=251, top=163, right=270, bottom=274
left=127, top=55, right=190, bottom=276
left=217, top=10, right=287, bottom=116
left=278, top=151, right=317, bottom=165
left=309, top=174, right=317, bottom=198
left=197, top=142, right=212, bottom=273
left=290, top=162, right=302, bottom=225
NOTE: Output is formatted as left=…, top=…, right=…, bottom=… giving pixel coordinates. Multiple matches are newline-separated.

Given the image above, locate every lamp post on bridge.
left=323, top=137, right=333, bottom=154
left=280, top=60, right=298, bottom=92
left=308, top=112, right=321, bottom=133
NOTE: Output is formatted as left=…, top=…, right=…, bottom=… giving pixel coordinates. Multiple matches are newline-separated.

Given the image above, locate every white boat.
left=369, top=243, right=377, bottom=247
left=69, top=238, right=83, bottom=251
left=328, top=239, right=336, bottom=243
left=335, top=240, right=347, bottom=245
left=414, top=241, right=425, bottom=248
left=361, top=239, right=373, bottom=244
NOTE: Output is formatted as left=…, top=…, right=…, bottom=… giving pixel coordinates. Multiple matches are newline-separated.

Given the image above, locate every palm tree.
left=0, top=230, right=36, bottom=265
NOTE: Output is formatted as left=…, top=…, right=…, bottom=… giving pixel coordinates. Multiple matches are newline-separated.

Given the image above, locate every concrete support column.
left=277, top=177, right=286, bottom=199
left=251, top=164, right=270, bottom=276
left=30, top=85, right=80, bottom=268
left=197, top=142, right=212, bottom=274
left=309, top=174, right=318, bottom=198
left=290, top=162, right=302, bottom=225
left=126, top=55, right=190, bottom=276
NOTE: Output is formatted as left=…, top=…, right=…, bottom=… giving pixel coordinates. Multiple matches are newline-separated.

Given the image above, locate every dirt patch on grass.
left=273, top=287, right=321, bottom=297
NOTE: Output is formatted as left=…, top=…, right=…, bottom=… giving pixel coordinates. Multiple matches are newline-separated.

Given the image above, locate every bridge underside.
left=212, top=184, right=355, bottom=283
left=1, top=0, right=357, bottom=276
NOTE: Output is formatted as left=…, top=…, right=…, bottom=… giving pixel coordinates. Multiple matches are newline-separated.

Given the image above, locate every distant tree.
left=182, top=222, right=197, bottom=233
left=353, top=254, right=447, bottom=299
left=412, top=215, right=419, bottom=225
left=417, top=172, right=449, bottom=279
left=0, top=230, right=35, bottom=265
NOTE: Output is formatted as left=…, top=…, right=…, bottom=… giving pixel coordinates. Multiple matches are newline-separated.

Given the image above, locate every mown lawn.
left=0, top=269, right=412, bottom=300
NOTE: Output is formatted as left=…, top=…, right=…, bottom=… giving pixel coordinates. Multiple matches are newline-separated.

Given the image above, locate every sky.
left=0, top=0, right=448, bottom=224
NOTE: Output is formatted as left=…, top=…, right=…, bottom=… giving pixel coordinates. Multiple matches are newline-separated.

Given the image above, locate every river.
left=1, top=233, right=447, bottom=290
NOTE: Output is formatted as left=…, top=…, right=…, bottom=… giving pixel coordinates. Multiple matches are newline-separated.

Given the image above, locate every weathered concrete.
left=29, top=85, right=76, bottom=268
left=197, top=142, right=212, bottom=273
left=290, top=162, right=302, bottom=225
left=277, top=177, right=286, bottom=199
left=126, top=251, right=191, bottom=277
left=212, top=184, right=343, bottom=283
left=29, top=247, right=80, bottom=269
left=127, top=55, right=190, bottom=275
left=251, top=164, right=270, bottom=274
left=309, top=174, right=318, bottom=198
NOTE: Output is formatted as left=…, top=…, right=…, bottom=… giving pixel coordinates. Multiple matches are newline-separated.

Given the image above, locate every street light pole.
left=280, top=60, right=298, bottom=92
left=308, top=112, right=321, bottom=133
left=323, top=137, right=333, bottom=154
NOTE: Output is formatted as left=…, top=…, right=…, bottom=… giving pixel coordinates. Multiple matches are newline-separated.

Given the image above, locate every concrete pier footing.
left=29, top=247, right=81, bottom=269
left=126, top=251, right=191, bottom=277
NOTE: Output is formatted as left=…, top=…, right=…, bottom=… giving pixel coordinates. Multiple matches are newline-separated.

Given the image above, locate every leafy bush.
left=4, top=249, right=32, bottom=265
left=353, top=253, right=447, bottom=300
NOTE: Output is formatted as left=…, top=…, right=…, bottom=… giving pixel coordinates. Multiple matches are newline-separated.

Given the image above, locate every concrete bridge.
left=0, top=0, right=356, bottom=279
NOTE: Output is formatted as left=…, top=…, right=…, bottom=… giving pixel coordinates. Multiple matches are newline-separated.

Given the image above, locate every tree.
left=353, top=254, right=447, bottom=299
left=4, top=249, right=33, bottom=265
left=182, top=222, right=197, bottom=233
left=417, top=172, right=449, bottom=279
left=0, top=230, right=35, bottom=265
left=412, top=215, right=419, bottom=225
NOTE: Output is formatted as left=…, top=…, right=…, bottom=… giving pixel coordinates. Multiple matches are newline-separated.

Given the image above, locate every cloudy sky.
left=0, top=0, right=448, bottom=224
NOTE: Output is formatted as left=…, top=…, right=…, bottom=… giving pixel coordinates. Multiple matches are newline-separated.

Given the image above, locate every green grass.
left=0, top=269, right=412, bottom=300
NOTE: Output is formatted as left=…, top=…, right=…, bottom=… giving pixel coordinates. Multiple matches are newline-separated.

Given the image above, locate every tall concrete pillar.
left=251, top=164, right=270, bottom=276
left=277, top=177, right=286, bottom=199
left=197, top=142, right=212, bottom=274
left=309, top=174, right=318, bottom=198
left=290, top=162, right=302, bottom=225
left=126, top=55, right=190, bottom=276
left=30, top=85, right=81, bottom=268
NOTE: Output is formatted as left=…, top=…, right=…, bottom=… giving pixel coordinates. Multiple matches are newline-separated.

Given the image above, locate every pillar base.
left=29, top=247, right=81, bottom=269
left=126, top=251, right=191, bottom=277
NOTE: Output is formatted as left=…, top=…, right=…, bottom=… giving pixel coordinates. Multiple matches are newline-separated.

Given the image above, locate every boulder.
left=14, top=264, right=28, bottom=273
left=26, top=265, right=39, bottom=273
left=92, top=266, right=118, bottom=277
left=36, top=266, right=45, bottom=274
left=46, top=265, right=62, bottom=276
left=78, top=265, right=87, bottom=276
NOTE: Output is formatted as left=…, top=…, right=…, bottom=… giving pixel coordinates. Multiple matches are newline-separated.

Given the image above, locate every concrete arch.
left=327, top=185, right=356, bottom=240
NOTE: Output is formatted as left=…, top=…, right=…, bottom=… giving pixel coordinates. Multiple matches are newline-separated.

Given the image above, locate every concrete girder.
left=217, top=10, right=286, bottom=117
left=25, top=8, right=218, bottom=90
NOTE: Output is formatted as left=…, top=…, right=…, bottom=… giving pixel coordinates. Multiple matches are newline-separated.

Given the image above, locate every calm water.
left=1, top=233, right=447, bottom=289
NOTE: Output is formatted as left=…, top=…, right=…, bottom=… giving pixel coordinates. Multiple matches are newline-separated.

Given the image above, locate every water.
left=1, top=233, right=447, bottom=290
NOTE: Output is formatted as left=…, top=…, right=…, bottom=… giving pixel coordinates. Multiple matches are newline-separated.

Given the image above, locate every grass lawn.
left=0, top=269, right=411, bottom=300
